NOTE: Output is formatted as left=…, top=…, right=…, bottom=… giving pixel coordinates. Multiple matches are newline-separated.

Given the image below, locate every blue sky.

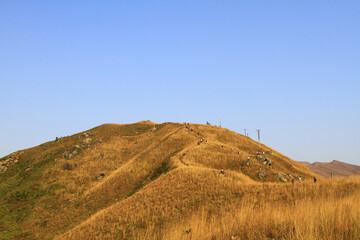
left=1, top=1, right=359, bottom=165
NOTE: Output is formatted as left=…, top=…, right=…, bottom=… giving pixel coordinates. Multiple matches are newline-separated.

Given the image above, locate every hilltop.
left=1, top=121, right=359, bottom=240
left=299, top=160, right=360, bottom=178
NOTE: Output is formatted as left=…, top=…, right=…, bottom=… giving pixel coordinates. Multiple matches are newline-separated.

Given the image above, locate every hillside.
left=1, top=121, right=358, bottom=240
left=297, top=161, right=312, bottom=167
left=299, top=160, right=360, bottom=178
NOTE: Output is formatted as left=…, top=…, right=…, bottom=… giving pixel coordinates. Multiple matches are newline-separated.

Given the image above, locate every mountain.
left=299, top=160, right=360, bottom=178
left=1, top=121, right=356, bottom=240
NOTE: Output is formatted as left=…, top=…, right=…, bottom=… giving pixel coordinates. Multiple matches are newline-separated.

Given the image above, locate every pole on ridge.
left=257, top=129, right=261, bottom=150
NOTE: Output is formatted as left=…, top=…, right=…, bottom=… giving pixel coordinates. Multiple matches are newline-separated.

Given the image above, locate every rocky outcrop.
left=62, top=145, right=82, bottom=159
left=0, top=154, right=20, bottom=174
left=256, top=154, right=273, bottom=168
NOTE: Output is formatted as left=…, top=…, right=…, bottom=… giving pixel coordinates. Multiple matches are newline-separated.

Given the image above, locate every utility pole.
left=244, top=129, right=247, bottom=136
left=257, top=129, right=261, bottom=149
left=219, top=118, right=222, bottom=127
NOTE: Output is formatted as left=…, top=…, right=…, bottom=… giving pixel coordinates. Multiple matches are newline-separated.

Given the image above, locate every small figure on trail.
left=221, top=145, right=223, bottom=148
left=220, top=168, right=225, bottom=175
left=298, top=177, right=302, bottom=182
left=292, top=178, right=295, bottom=184
left=197, top=142, right=200, bottom=145
left=313, top=176, right=317, bottom=183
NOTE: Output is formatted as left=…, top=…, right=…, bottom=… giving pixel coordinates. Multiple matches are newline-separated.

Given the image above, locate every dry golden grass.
left=59, top=170, right=360, bottom=240
left=159, top=176, right=360, bottom=240
left=2, top=121, right=355, bottom=240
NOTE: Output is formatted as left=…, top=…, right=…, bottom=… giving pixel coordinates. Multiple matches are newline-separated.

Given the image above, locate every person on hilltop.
left=314, top=176, right=317, bottom=183
left=298, top=177, right=302, bottom=182
left=220, top=168, right=225, bottom=175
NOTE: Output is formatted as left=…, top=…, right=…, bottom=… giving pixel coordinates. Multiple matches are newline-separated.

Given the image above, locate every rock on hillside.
left=299, top=160, right=360, bottom=178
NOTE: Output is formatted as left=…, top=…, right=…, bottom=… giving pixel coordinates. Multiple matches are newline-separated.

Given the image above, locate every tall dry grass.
left=59, top=170, right=360, bottom=240
left=158, top=176, right=360, bottom=240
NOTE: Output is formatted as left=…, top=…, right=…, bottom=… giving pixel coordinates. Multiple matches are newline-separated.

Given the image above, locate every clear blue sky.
left=1, top=1, right=359, bottom=165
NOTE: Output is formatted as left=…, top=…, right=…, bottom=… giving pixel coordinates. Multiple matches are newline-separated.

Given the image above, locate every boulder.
left=82, top=138, right=92, bottom=144
left=256, top=155, right=265, bottom=162
left=264, top=158, right=272, bottom=167
left=82, top=132, right=94, bottom=138
left=278, top=172, right=288, bottom=182
left=258, top=172, right=266, bottom=179
left=96, top=173, right=105, bottom=180
left=63, top=146, right=81, bottom=159
left=152, top=125, right=160, bottom=131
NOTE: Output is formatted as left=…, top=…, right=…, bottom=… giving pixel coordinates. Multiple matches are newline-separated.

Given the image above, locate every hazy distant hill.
left=298, top=161, right=312, bottom=167
left=299, top=160, right=360, bottom=178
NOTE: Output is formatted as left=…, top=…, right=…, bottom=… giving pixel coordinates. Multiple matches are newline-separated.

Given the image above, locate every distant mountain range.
left=298, top=160, right=360, bottom=178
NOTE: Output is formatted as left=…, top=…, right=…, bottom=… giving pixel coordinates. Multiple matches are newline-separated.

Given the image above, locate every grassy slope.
left=0, top=122, right=321, bottom=239
left=61, top=173, right=360, bottom=240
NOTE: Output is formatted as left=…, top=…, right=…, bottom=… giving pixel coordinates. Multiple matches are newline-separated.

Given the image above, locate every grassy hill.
left=0, top=121, right=359, bottom=240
